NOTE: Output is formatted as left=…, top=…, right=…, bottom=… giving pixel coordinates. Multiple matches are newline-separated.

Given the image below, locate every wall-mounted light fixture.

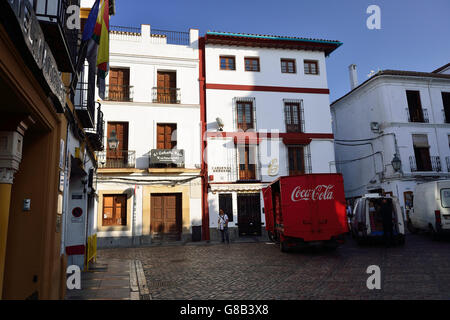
left=391, top=154, right=402, bottom=172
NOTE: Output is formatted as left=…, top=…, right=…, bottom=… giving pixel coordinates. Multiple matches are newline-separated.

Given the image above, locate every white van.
left=350, top=194, right=405, bottom=245
left=408, top=180, right=450, bottom=238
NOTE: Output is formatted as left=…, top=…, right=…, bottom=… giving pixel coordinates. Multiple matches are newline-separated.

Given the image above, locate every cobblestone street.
left=98, top=233, right=450, bottom=300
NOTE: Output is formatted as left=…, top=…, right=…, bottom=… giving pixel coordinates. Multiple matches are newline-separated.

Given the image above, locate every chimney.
left=349, top=64, right=358, bottom=90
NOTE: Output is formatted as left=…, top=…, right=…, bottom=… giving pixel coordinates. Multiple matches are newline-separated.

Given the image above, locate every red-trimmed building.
left=198, top=32, right=342, bottom=240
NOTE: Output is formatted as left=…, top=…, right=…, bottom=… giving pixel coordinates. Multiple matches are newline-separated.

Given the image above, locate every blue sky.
left=110, top=0, right=450, bottom=102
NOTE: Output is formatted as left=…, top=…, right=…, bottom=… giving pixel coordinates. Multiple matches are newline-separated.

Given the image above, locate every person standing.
left=218, top=209, right=230, bottom=244
left=380, top=199, right=394, bottom=247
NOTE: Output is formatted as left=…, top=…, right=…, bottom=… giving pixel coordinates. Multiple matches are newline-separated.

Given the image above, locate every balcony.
left=97, top=150, right=136, bottom=169
left=85, top=107, right=104, bottom=151
left=149, top=149, right=185, bottom=168
left=409, top=156, right=441, bottom=172
left=73, top=82, right=95, bottom=128
left=104, top=85, right=134, bottom=102
left=152, top=87, right=180, bottom=104
left=406, top=108, right=429, bottom=123
left=34, top=0, right=78, bottom=73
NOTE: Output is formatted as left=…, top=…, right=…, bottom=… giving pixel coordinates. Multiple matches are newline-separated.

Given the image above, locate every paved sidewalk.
left=65, top=258, right=148, bottom=300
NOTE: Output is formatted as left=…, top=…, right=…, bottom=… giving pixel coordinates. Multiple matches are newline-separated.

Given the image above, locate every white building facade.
left=201, top=32, right=342, bottom=240
left=94, top=25, right=202, bottom=247
left=331, top=65, right=450, bottom=218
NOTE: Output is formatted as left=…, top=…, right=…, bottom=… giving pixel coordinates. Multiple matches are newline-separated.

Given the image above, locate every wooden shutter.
left=239, top=145, right=256, bottom=180
left=157, top=124, right=177, bottom=149
left=157, top=71, right=176, bottom=103
left=107, top=122, right=129, bottom=166
left=288, top=146, right=305, bottom=175
left=109, top=68, right=129, bottom=101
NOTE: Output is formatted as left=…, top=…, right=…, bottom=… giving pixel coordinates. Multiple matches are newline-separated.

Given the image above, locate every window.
left=102, top=195, right=127, bottom=226
left=406, top=90, right=427, bottom=123
left=220, top=56, right=236, bottom=70
left=288, top=146, right=305, bottom=175
left=441, top=189, right=450, bottom=208
left=412, top=134, right=432, bottom=171
left=219, top=193, right=233, bottom=222
left=237, top=101, right=254, bottom=131
left=106, top=122, right=129, bottom=168
left=238, top=145, right=256, bottom=180
left=109, top=68, right=130, bottom=101
left=157, top=123, right=177, bottom=149
left=442, top=92, right=450, bottom=123
left=304, top=60, right=319, bottom=75
left=244, top=57, right=260, bottom=72
left=281, top=59, right=296, bottom=73
left=156, top=71, right=177, bottom=103
left=284, top=102, right=304, bottom=132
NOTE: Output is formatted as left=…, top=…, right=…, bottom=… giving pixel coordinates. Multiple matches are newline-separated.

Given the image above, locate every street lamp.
left=108, top=130, right=119, bottom=151
left=391, top=154, right=402, bottom=172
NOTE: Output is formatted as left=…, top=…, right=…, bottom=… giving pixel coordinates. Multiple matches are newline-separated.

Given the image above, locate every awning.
left=210, top=183, right=263, bottom=193
left=412, top=134, right=429, bottom=148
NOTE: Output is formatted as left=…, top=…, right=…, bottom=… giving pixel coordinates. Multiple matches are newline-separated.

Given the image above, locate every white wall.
left=102, top=104, right=201, bottom=169
left=332, top=74, right=450, bottom=208
left=205, top=45, right=328, bottom=89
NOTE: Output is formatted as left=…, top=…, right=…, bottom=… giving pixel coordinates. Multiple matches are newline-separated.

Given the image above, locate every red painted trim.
left=66, top=245, right=85, bottom=256
left=199, top=37, right=210, bottom=241
left=206, top=83, right=330, bottom=94
left=207, top=131, right=334, bottom=144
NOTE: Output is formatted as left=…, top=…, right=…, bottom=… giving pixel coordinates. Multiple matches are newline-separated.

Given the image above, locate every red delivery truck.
left=263, top=174, right=348, bottom=252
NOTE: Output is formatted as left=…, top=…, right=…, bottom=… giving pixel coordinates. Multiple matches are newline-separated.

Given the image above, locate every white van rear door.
left=439, top=188, right=450, bottom=226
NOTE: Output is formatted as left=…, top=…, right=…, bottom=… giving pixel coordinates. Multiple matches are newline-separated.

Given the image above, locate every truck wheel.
left=268, top=231, right=276, bottom=242
left=429, top=226, right=439, bottom=241
left=280, top=240, right=290, bottom=253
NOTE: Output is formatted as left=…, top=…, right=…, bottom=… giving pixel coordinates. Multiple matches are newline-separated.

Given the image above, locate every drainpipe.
left=60, top=122, right=70, bottom=255
left=199, top=37, right=210, bottom=241
left=428, top=78, right=443, bottom=173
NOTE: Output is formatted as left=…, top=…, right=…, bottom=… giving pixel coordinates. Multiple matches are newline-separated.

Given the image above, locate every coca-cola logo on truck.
left=291, top=185, right=335, bottom=202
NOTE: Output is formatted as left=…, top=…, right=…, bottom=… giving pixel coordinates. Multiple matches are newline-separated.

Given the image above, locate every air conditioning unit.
left=370, top=122, right=380, bottom=133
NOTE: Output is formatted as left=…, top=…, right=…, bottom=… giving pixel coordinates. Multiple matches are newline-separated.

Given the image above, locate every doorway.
left=237, top=193, right=261, bottom=236
left=150, top=193, right=182, bottom=241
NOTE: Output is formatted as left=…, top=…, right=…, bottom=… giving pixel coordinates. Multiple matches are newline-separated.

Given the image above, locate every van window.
left=441, top=189, right=450, bottom=208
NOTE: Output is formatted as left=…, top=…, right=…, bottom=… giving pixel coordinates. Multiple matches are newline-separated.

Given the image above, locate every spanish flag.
left=94, top=0, right=110, bottom=99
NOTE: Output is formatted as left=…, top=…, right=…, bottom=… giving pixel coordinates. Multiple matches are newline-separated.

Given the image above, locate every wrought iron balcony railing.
left=406, top=108, right=429, bottom=123
left=97, top=150, right=136, bottom=169
left=152, top=87, right=181, bottom=104
left=34, top=0, right=79, bottom=72
left=409, top=155, right=441, bottom=172
left=85, top=106, right=104, bottom=151
left=74, top=82, right=95, bottom=128
left=151, top=29, right=190, bottom=45
left=104, top=85, right=134, bottom=102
